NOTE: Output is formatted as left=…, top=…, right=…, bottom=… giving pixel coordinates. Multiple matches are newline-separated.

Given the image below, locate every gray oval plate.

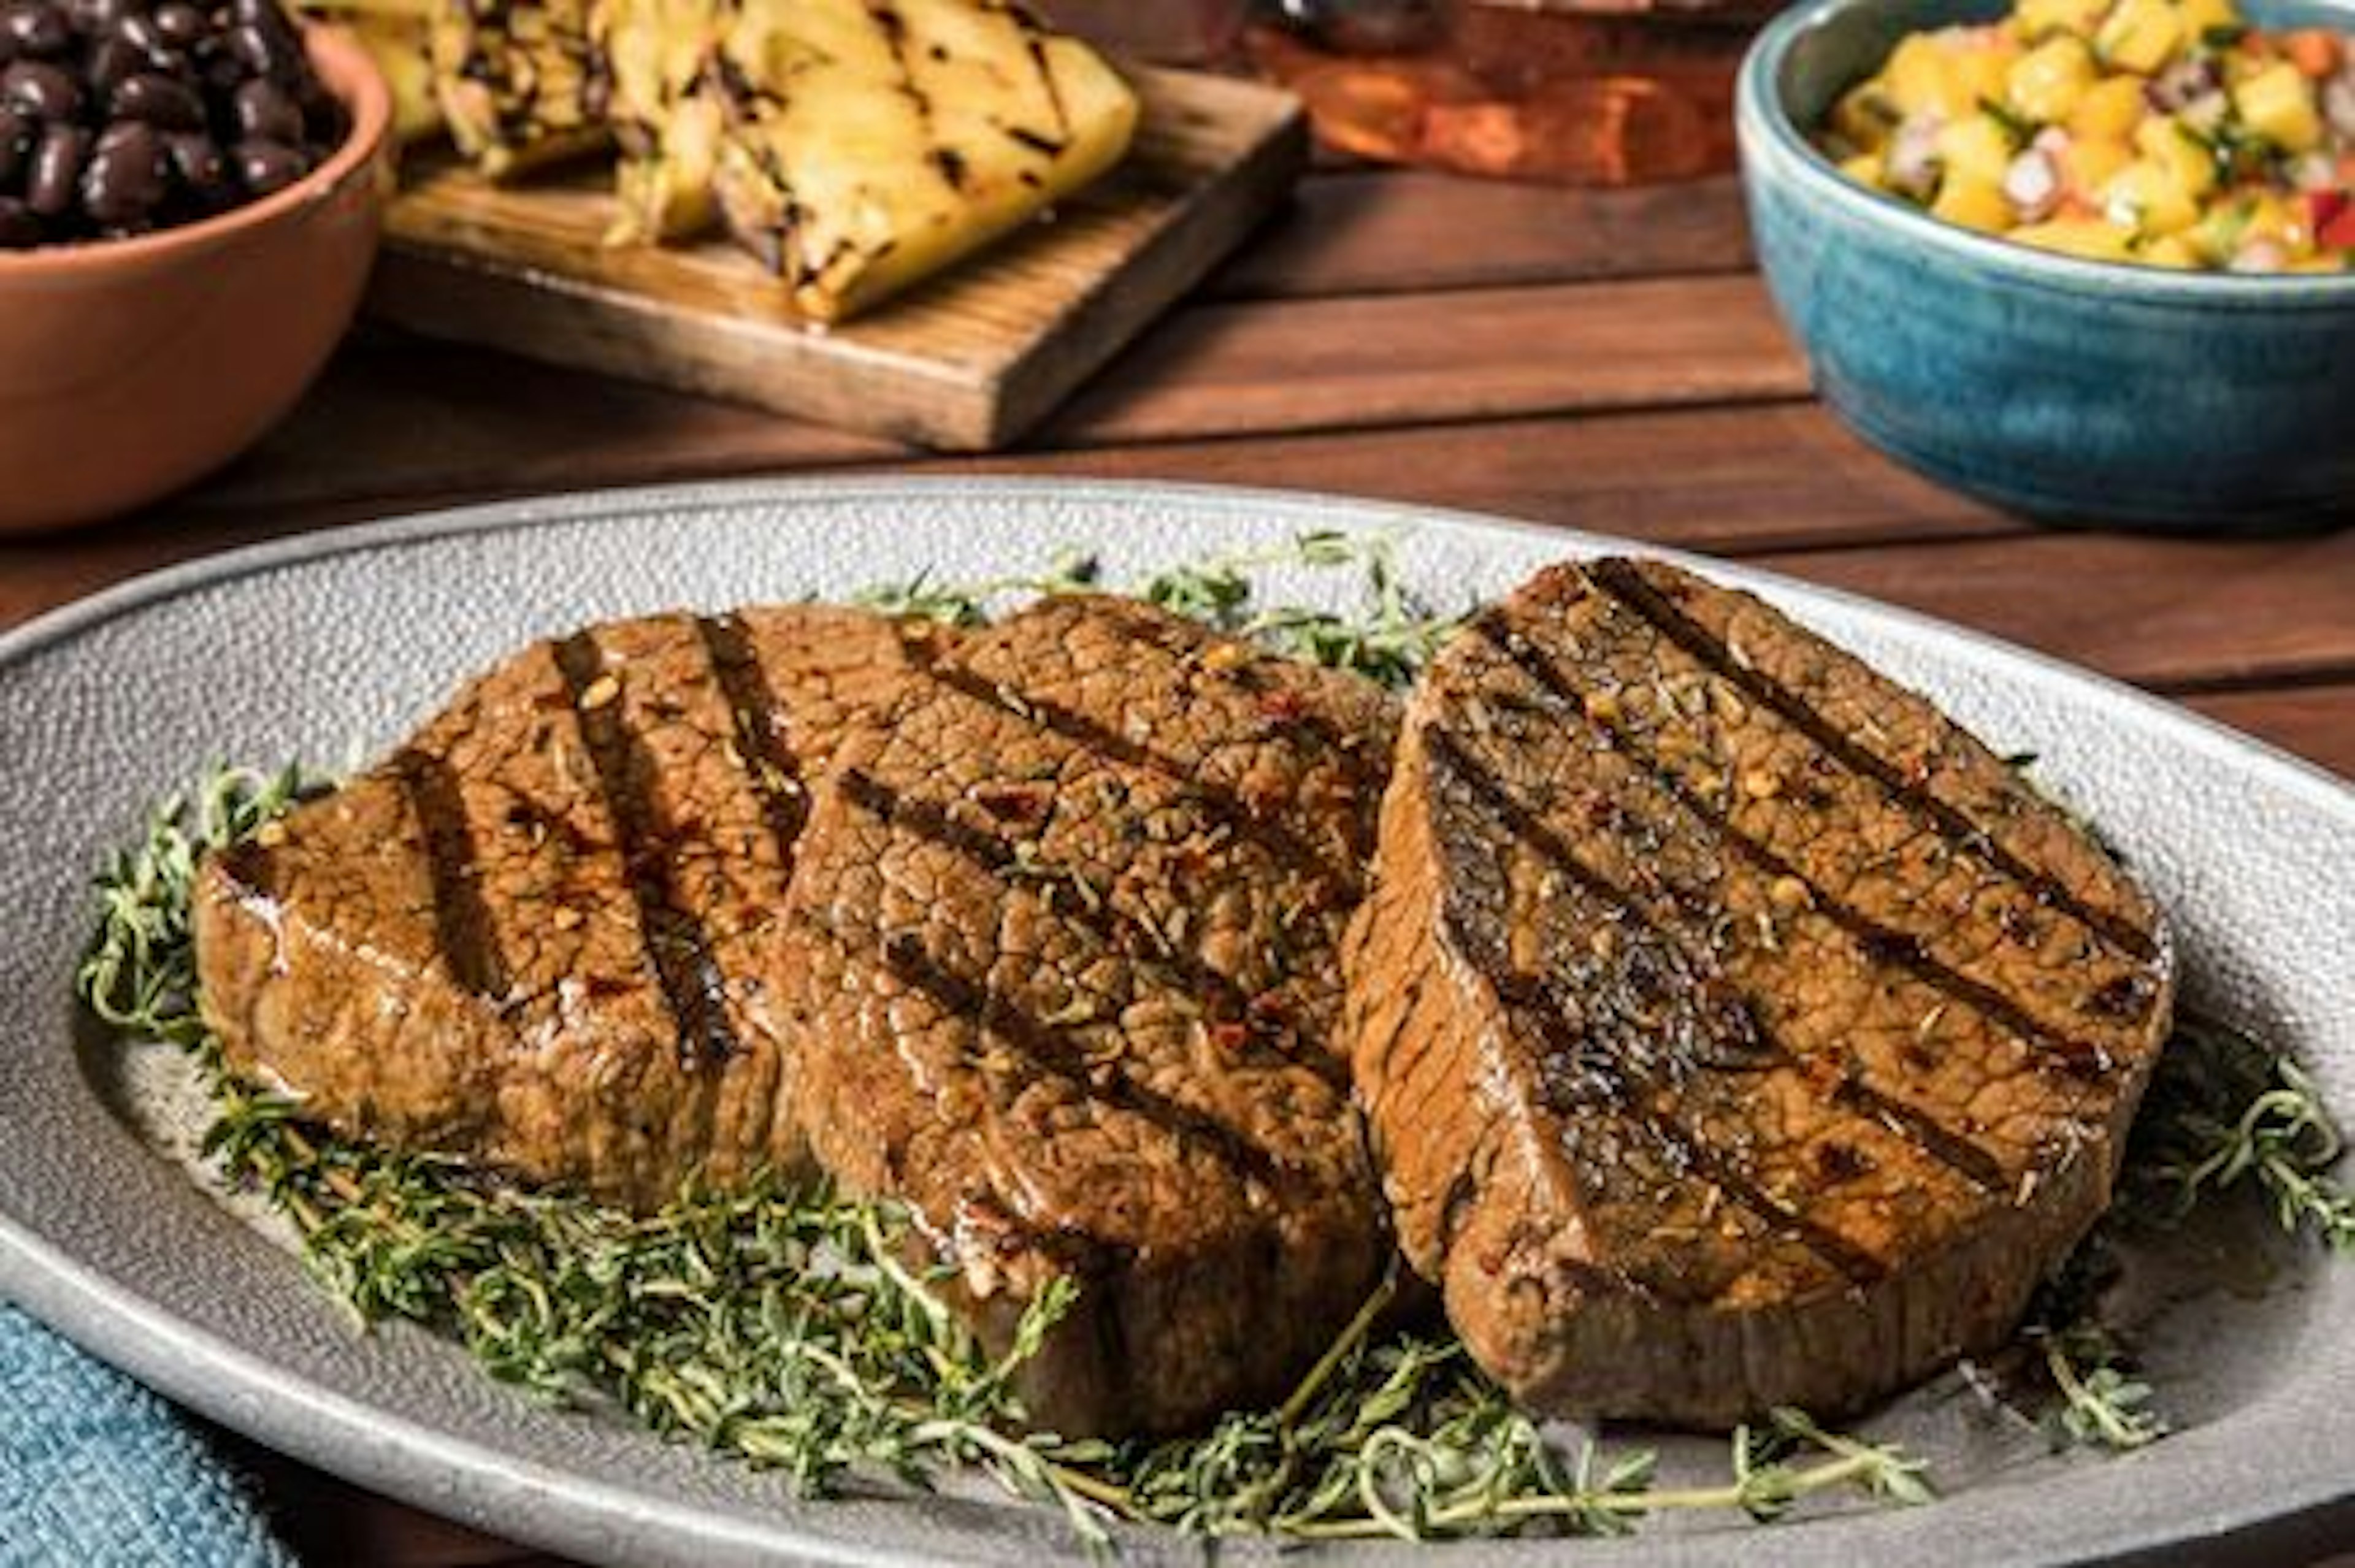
left=2, top=479, right=2351, bottom=1568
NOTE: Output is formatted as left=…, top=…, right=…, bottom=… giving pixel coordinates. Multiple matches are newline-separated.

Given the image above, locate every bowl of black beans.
left=0, top=0, right=390, bottom=531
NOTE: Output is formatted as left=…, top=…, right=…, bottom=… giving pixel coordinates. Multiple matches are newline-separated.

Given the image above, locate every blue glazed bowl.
left=1736, top=0, right=2355, bottom=529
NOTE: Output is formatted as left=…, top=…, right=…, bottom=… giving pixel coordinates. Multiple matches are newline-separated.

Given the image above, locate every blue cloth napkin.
left=0, top=1304, right=296, bottom=1568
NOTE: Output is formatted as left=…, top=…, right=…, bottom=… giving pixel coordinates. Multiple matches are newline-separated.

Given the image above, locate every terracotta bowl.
left=0, top=26, right=393, bottom=535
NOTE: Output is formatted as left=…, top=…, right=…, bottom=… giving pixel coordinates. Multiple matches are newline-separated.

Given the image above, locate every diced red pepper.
left=2283, top=28, right=2345, bottom=77
left=2311, top=189, right=2355, bottom=251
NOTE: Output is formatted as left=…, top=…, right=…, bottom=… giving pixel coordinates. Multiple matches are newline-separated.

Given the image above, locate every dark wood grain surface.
left=7, top=161, right=2350, bottom=1567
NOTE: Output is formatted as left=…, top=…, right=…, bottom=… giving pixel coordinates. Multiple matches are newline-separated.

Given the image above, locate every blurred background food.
left=1818, top=0, right=2354, bottom=270
left=0, top=0, right=355, bottom=248
left=1737, top=0, right=2355, bottom=529
left=0, top=20, right=389, bottom=530
left=290, top=0, right=1140, bottom=320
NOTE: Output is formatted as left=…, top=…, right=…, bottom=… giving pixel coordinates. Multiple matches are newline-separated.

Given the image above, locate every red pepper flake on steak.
left=777, top=595, right=1398, bottom=1437
left=1341, top=558, right=2175, bottom=1428
left=193, top=605, right=945, bottom=1212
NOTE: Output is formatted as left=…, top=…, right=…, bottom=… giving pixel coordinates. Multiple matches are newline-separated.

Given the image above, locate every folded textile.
left=0, top=1303, right=295, bottom=1568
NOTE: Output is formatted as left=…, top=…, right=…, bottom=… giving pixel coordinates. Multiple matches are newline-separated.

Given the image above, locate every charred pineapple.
left=432, top=0, right=609, bottom=178
left=292, top=0, right=446, bottom=143
left=711, top=0, right=1139, bottom=320
left=589, top=0, right=727, bottom=242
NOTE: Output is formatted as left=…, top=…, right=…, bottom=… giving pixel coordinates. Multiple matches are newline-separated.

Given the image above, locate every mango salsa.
left=1816, top=0, right=2355, bottom=272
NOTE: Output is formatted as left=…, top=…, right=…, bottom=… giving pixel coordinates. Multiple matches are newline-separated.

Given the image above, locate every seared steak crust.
left=194, top=605, right=939, bottom=1211
left=780, top=595, right=1397, bottom=1437
left=1342, top=559, right=2174, bottom=1426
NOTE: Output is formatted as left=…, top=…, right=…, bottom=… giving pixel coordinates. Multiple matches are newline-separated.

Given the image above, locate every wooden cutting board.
left=364, top=66, right=1306, bottom=451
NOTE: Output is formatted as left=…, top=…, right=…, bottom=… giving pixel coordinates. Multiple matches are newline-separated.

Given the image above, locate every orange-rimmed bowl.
left=0, top=25, right=393, bottom=534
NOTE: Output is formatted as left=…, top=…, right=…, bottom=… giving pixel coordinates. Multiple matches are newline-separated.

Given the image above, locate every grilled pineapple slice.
left=432, top=0, right=609, bottom=178
left=712, top=0, right=1139, bottom=321
left=293, top=0, right=445, bottom=142
left=589, top=0, right=727, bottom=242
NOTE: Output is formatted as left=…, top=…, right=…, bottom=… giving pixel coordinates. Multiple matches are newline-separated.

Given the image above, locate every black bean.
left=115, top=9, right=173, bottom=56
left=2, top=57, right=79, bottom=119
left=231, top=75, right=301, bottom=142
left=162, top=123, right=221, bottom=191
left=224, top=18, right=289, bottom=77
left=67, top=0, right=130, bottom=36
left=82, top=115, right=165, bottom=222
left=151, top=0, right=202, bottom=46
left=0, top=191, right=40, bottom=243
left=25, top=119, right=85, bottom=214
left=231, top=134, right=301, bottom=196
left=113, top=69, right=204, bottom=127
left=0, top=104, right=26, bottom=186
left=84, top=33, right=147, bottom=94
left=2, top=5, right=73, bottom=59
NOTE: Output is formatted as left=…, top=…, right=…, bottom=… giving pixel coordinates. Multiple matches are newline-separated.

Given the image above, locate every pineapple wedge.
left=711, top=0, right=1139, bottom=321
left=292, top=0, right=446, bottom=143
left=432, top=0, right=609, bottom=178
left=589, top=0, right=729, bottom=243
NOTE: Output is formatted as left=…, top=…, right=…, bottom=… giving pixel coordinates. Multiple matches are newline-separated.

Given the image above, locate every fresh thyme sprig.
left=2123, top=1015, right=2355, bottom=1252
left=2034, top=1325, right=2166, bottom=1453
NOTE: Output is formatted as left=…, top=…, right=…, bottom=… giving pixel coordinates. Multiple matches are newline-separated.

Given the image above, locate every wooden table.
left=7, top=164, right=2351, bottom=1566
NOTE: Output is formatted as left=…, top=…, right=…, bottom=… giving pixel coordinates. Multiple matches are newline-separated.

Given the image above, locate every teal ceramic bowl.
left=1736, top=0, right=2355, bottom=529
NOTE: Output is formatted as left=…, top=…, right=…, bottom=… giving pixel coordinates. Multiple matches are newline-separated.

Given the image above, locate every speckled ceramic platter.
left=2, top=479, right=2351, bottom=1568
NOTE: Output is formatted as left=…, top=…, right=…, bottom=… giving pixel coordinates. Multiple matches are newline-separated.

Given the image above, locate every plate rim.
left=4, top=473, right=2353, bottom=1568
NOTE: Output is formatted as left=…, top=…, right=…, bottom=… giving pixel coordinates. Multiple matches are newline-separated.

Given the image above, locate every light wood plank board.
left=365, top=67, right=1306, bottom=451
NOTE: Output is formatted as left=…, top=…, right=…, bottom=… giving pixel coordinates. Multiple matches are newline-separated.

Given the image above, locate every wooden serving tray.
left=365, top=67, right=1308, bottom=451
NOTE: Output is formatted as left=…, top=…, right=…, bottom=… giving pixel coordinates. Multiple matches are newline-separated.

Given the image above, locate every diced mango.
left=1937, top=113, right=2022, bottom=186
left=2067, top=75, right=2149, bottom=139
left=1832, top=83, right=1901, bottom=150
left=2058, top=134, right=2135, bottom=196
left=2015, top=0, right=2107, bottom=39
left=1884, top=35, right=1968, bottom=118
left=2096, top=0, right=2183, bottom=72
left=2137, top=233, right=2204, bottom=266
left=2236, top=188, right=2296, bottom=244
left=2010, top=216, right=2139, bottom=258
left=2007, top=35, right=2099, bottom=120
left=2102, top=158, right=2202, bottom=233
left=2232, top=61, right=2325, bottom=153
left=2134, top=115, right=2219, bottom=196
left=1933, top=174, right=2016, bottom=231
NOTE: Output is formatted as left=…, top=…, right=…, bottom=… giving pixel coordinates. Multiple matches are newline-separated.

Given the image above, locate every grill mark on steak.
left=834, top=768, right=1343, bottom=1093
left=551, top=630, right=742, bottom=1071
left=871, top=927, right=1292, bottom=1187
left=1832, top=1078, right=2008, bottom=1191
left=1585, top=560, right=2158, bottom=965
left=1480, top=616, right=2119, bottom=1075
left=392, top=746, right=511, bottom=1003
left=905, top=644, right=1363, bottom=904
left=695, top=613, right=809, bottom=876
left=1446, top=900, right=1888, bottom=1290
left=1424, top=729, right=2007, bottom=1202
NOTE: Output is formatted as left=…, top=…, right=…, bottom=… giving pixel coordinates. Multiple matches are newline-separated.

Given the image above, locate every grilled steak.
left=779, top=595, right=1398, bottom=1436
left=1342, top=559, right=2175, bottom=1426
left=194, top=605, right=940, bottom=1211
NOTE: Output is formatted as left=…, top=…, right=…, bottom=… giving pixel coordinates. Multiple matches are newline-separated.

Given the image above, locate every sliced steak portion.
left=781, top=595, right=1397, bottom=1437
left=195, top=605, right=943, bottom=1212
left=1342, top=558, right=2174, bottom=1427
